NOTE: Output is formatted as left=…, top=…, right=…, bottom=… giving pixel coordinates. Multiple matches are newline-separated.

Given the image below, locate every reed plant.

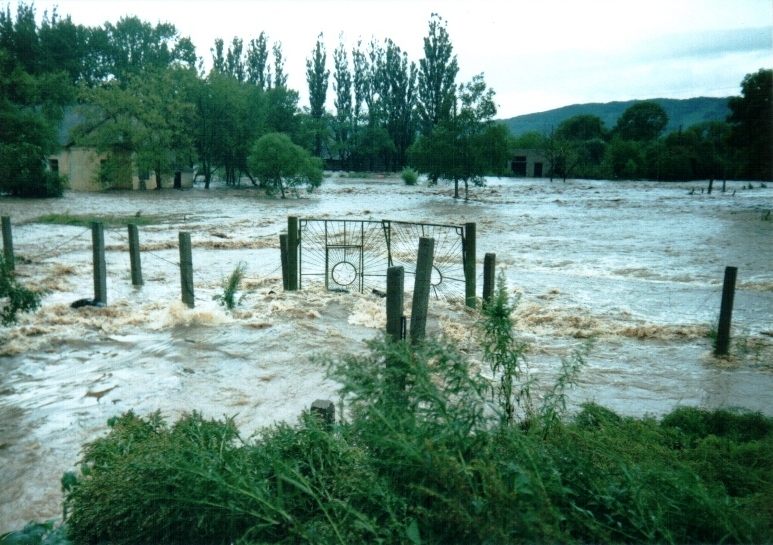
left=214, top=262, right=246, bottom=310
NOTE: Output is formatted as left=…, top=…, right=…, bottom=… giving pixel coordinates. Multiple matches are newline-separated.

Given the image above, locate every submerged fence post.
left=2, top=216, right=13, bottom=270
left=128, top=224, right=143, bottom=286
left=464, top=222, right=476, bottom=308
left=179, top=231, right=194, bottom=308
left=410, top=237, right=434, bottom=342
left=483, top=253, right=496, bottom=304
left=279, top=234, right=289, bottom=291
left=386, top=266, right=405, bottom=342
left=715, top=266, right=738, bottom=356
left=287, top=216, right=298, bottom=291
left=310, top=399, right=335, bottom=426
left=92, top=221, right=107, bottom=306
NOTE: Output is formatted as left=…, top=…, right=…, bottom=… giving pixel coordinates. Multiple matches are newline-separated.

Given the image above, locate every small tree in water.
left=248, top=132, right=323, bottom=198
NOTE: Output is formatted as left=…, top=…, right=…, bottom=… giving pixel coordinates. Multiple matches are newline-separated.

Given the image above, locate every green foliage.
left=614, top=102, right=669, bottom=142
left=214, top=262, right=245, bottom=310
left=417, top=13, right=458, bottom=135
left=728, top=68, right=773, bottom=180
left=0, top=520, right=71, bottom=545
left=0, top=256, right=41, bottom=325
left=400, top=166, right=418, bottom=185
left=60, top=273, right=773, bottom=543
left=35, top=213, right=158, bottom=227
left=479, top=273, right=531, bottom=425
left=248, top=132, right=323, bottom=198
left=409, top=74, right=509, bottom=199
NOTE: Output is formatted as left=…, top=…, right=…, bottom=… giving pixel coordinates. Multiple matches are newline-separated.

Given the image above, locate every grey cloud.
left=635, top=26, right=772, bottom=61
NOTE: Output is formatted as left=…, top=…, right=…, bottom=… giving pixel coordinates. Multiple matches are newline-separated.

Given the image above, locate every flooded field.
left=1, top=175, right=772, bottom=531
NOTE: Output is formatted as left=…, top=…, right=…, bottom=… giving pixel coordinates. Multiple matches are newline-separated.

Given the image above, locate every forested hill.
left=499, top=97, right=730, bottom=136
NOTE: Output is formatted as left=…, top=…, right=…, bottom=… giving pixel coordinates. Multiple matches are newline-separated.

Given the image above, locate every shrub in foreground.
left=60, top=281, right=773, bottom=544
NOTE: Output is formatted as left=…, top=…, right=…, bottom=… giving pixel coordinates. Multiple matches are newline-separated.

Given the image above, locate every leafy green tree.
left=603, top=137, right=645, bottom=180
left=554, top=114, right=608, bottom=179
left=101, top=16, right=196, bottom=83
left=508, top=130, right=546, bottom=150
left=306, top=32, right=329, bottom=157
left=410, top=74, right=508, bottom=199
left=75, top=67, right=197, bottom=189
left=246, top=32, right=270, bottom=89
left=332, top=34, right=353, bottom=170
left=0, top=8, right=71, bottom=197
left=727, top=68, right=772, bottom=180
left=372, top=38, right=417, bottom=170
left=248, top=132, right=322, bottom=198
left=417, top=13, right=458, bottom=135
left=272, top=41, right=287, bottom=88
left=614, top=101, right=668, bottom=141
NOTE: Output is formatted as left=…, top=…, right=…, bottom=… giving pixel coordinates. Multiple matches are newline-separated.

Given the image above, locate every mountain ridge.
left=498, top=97, right=731, bottom=137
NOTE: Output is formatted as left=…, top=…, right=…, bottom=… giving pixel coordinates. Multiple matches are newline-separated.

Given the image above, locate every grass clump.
left=401, top=167, right=419, bottom=186
left=213, top=262, right=246, bottom=309
left=1, top=257, right=41, bottom=325
left=0, top=520, right=71, bottom=544
left=60, top=278, right=773, bottom=544
left=36, top=213, right=158, bottom=228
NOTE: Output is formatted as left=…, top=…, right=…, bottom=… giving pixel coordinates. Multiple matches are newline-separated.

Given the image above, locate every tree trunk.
left=454, top=179, right=459, bottom=199
left=155, top=162, right=162, bottom=190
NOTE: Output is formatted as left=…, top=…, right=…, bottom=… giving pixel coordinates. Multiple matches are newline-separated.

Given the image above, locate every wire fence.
left=0, top=216, right=743, bottom=327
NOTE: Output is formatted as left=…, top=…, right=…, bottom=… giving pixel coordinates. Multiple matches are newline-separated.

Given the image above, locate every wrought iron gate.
left=299, top=219, right=468, bottom=302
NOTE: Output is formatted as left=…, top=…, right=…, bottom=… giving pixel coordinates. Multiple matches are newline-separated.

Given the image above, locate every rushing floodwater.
left=1, top=176, right=771, bottom=531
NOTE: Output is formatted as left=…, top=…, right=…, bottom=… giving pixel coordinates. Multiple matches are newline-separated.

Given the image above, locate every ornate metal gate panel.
left=299, top=219, right=467, bottom=302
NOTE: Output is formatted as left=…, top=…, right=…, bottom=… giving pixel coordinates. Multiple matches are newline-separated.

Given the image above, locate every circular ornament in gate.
left=332, top=261, right=357, bottom=286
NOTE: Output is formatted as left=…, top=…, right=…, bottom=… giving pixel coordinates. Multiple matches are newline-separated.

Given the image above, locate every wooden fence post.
left=715, top=266, right=737, bottom=356
left=386, top=265, right=405, bottom=342
left=128, top=224, right=143, bottom=286
left=2, top=216, right=13, bottom=270
left=279, top=234, right=289, bottom=290
left=410, top=237, right=434, bottom=342
left=287, top=216, right=298, bottom=291
left=483, top=252, right=496, bottom=304
left=179, top=231, right=194, bottom=308
left=92, top=221, right=107, bottom=306
left=464, top=222, right=476, bottom=308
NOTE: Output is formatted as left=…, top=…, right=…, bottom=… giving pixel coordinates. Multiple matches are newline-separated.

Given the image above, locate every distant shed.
left=507, top=149, right=550, bottom=178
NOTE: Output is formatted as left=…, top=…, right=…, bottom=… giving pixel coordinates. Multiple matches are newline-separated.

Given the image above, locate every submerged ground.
left=0, top=175, right=771, bottom=531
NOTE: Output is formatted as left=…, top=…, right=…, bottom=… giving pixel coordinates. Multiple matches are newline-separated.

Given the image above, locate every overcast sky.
left=13, top=0, right=773, bottom=119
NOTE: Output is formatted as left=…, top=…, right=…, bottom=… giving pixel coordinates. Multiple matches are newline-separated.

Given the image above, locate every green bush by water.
left=0, top=257, right=41, bottom=325
left=401, top=167, right=419, bottom=185
left=59, top=280, right=773, bottom=544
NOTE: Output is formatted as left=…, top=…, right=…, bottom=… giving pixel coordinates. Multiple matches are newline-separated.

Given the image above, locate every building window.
left=49, top=159, right=59, bottom=173
left=512, top=156, right=527, bottom=177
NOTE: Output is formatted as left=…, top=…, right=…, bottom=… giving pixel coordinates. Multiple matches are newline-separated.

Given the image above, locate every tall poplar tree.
left=333, top=34, right=353, bottom=169
left=417, top=13, right=458, bottom=135
left=306, top=32, right=329, bottom=156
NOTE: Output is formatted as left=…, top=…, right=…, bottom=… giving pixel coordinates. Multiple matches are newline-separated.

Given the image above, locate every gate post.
left=386, top=266, right=405, bottom=342
left=464, top=222, right=476, bottom=308
left=410, top=237, right=434, bottom=342
left=287, top=216, right=298, bottom=291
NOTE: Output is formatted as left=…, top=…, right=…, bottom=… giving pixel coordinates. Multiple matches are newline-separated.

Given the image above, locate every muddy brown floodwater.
left=1, top=175, right=772, bottom=532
